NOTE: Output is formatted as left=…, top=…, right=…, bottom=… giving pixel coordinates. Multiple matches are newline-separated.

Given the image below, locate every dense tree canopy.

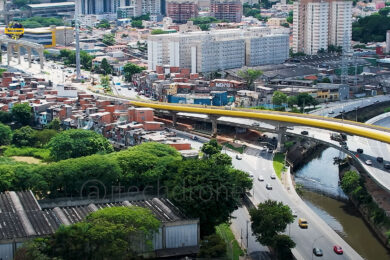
left=47, top=129, right=114, bottom=161
left=166, top=156, right=252, bottom=236
left=20, top=17, right=64, bottom=28
left=102, top=34, right=116, bottom=46
left=12, top=126, right=36, bottom=147
left=201, top=139, right=222, bottom=157
left=238, top=69, right=263, bottom=90
left=16, top=206, right=160, bottom=260
left=60, top=49, right=94, bottom=70
left=123, top=63, right=145, bottom=82
left=250, top=200, right=295, bottom=258
left=352, top=11, right=390, bottom=43
left=0, top=110, right=12, bottom=124
left=12, top=103, right=32, bottom=126
left=96, top=19, right=110, bottom=29
left=198, top=233, right=226, bottom=258
left=272, top=91, right=288, bottom=106
left=0, top=123, right=12, bottom=145
left=100, top=58, right=113, bottom=75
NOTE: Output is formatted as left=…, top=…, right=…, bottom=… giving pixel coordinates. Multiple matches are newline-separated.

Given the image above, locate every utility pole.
left=246, top=220, right=249, bottom=253
left=74, top=1, right=81, bottom=80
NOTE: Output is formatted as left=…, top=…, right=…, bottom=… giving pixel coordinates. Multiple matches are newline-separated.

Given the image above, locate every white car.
left=365, top=160, right=373, bottom=166
left=236, top=154, right=242, bottom=160
left=248, top=172, right=254, bottom=178
left=266, top=183, right=273, bottom=190
left=258, top=175, right=264, bottom=181
left=271, top=173, right=276, bottom=179
left=261, top=146, right=268, bottom=152
left=328, top=110, right=334, bottom=114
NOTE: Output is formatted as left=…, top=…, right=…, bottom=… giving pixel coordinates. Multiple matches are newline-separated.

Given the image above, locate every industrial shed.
left=0, top=191, right=199, bottom=259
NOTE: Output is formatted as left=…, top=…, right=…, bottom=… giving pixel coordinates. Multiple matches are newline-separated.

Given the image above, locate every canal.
left=294, top=147, right=390, bottom=260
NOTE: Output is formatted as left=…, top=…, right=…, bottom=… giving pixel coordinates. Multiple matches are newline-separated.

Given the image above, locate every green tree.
left=12, top=126, right=36, bottom=147
left=341, top=170, right=360, bottom=194
left=296, top=93, right=316, bottom=112
left=114, top=142, right=181, bottom=188
left=18, top=207, right=160, bottom=260
left=250, top=200, right=295, bottom=247
left=273, top=234, right=296, bottom=259
left=0, top=110, right=12, bottom=124
left=287, top=96, right=298, bottom=108
left=100, top=75, right=110, bottom=89
left=166, top=158, right=252, bottom=236
left=238, top=69, right=263, bottom=90
left=0, top=166, right=14, bottom=191
left=123, top=63, right=145, bottom=82
left=12, top=103, right=32, bottom=126
left=60, top=50, right=94, bottom=70
left=286, top=11, right=293, bottom=24
left=201, top=139, right=222, bottom=157
left=151, top=29, right=169, bottom=35
left=33, top=129, right=57, bottom=147
left=100, top=58, right=112, bottom=75
left=131, top=20, right=144, bottom=28
left=379, top=7, right=390, bottom=17
left=321, top=77, right=331, bottom=83
left=102, top=34, right=116, bottom=46
left=45, top=118, right=61, bottom=131
left=199, top=24, right=210, bottom=31
left=96, top=19, right=110, bottom=29
left=198, top=233, right=227, bottom=258
left=272, top=91, right=288, bottom=106
left=47, top=129, right=114, bottom=161
left=0, top=123, right=12, bottom=145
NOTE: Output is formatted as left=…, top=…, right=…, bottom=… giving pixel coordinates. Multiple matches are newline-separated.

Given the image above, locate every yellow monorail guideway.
left=129, top=100, right=390, bottom=144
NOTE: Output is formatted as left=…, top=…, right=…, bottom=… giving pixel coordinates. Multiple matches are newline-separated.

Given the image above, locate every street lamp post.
left=246, top=220, right=249, bottom=255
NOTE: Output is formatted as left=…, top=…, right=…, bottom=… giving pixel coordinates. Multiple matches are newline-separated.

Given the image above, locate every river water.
left=295, top=147, right=390, bottom=259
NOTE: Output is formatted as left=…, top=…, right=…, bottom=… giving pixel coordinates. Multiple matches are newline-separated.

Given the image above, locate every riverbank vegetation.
left=341, top=170, right=390, bottom=245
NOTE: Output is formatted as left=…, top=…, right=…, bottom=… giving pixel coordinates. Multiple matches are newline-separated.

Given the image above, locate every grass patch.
left=273, top=152, right=286, bottom=179
left=223, top=142, right=246, bottom=154
left=0, top=156, right=26, bottom=165
left=215, top=223, right=244, bottom=260
left=11, top=156, right=43, bottom=164
left=3, top=146, right=51, bottom=162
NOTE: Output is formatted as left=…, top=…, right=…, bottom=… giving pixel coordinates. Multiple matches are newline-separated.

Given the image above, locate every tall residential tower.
left=292, top=0, right=352, bottom=55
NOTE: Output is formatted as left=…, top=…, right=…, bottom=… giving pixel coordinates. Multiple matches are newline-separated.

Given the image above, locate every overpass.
left=129, top=100, right=390, bottom=144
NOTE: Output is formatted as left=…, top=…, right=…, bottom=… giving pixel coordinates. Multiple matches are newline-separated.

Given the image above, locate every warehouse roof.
left=26, top=2, right=75, bottom=9
left=0, top=191, right=189, bottom=242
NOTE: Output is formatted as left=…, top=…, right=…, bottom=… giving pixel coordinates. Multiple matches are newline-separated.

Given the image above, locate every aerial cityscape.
left=1, top=0, right=390, bottom=259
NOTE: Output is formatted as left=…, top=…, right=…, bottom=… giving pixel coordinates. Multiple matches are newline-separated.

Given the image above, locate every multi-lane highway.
left=177, top=130, right=363, bottom=260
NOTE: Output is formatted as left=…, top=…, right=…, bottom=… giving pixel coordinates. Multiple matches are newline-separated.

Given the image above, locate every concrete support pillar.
left=7, top=44, right=12, bottom=66
left=39, top=49, right=44, bottom=70
left=171, top=112, right=177, bottom=127
left=276, top=125, right=287, bottom=152
left=17, top=45, right=21, bottom=64
left=209, top=115, right=219, bottom=137
left=27, top=47, right=32, bottom=68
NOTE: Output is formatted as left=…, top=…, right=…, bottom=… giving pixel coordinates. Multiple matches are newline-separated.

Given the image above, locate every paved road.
left=178, top=130, right=362, bottom=260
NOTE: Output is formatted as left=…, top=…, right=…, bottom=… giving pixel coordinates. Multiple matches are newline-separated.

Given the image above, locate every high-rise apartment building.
left=210, top=0, right=242, bottom=23
left=292, top=0, right=352, bottom=55
left=77, top=0, right=160, bottom=16
left=166, top=0, right=198, bottom=23
left=148, top=28, right=289, bottom=73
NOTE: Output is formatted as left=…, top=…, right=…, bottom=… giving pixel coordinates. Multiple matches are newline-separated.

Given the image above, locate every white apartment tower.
left=293, top=0, right=352, bottom=55
left=148, top=28, right=289, bottom=73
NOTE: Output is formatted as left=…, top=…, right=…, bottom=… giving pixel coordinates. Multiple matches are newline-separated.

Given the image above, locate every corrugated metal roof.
left=0, top=191, right=189, bottom=241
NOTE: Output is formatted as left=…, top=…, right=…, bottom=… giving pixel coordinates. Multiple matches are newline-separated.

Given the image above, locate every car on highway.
left=333, top=245, right=343, bottom=255
left=261, top=146, right=268, bottom=152
left=365, top=160, right=372, bottom=166
left=236, top=154, right=242, bottom=160
left=248, top=172, right=254, bottom=178
left=270, top=173, right=276, bottom=179
left=357, top=148, right=364, bottom=154
left=252, top=122, right=260, bottom=127
left=328, top=110, right=334, bottom=114
left=301, top=130, right=309, bottom=135
left=375, top=100, right=380, bottom=103
left=377, top=157, right=384, bottom=163
left=258, top=175, right=264, bottom=181
left=268, top=148, right=274, bottom=153
left=298, top=218, right=308, bottom=228
left=266, top=183, right=272, bottom=190
left=287, top=126, right=294, bottom=130
left=384, top=163, right=390, bottom=170
left=313, top=248, right=323, bottom=257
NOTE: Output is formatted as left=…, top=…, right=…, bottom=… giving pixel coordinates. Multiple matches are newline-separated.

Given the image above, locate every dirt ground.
left=11, top=156, right=43, bottom=164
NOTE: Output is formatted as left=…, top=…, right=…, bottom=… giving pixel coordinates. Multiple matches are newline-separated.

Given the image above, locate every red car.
left=333, top=245, right=343, bottom=254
